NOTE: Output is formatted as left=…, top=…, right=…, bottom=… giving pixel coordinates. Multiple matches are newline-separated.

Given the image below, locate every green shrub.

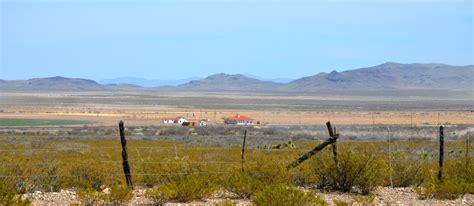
left=443, top=157, right=474, bottom=191
left=104, top=185, right=133, bottom=204
left=0, top=183, right=30, bottom=206
left=416, top=178, right=470, bottom=200
left=146, top=176, right=217, bottom=203
left=252, top=184, right=327, bottom=206
left=221, top=172, right=263, bottom=198
left=30, top=160, right=62, bottom=192
left=390, top=150, right=425, bottom=187
left=247, top=155, right=292, bottom=185
left=63, top=160, right=115, bottom=190
left=0, top=194, right=30, bottom=206
left=314, top=143, right=387, bottom=194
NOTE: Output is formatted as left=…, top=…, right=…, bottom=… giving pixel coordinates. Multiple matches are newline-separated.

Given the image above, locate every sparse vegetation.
left=0, top=183, right=30, bottom=206
left=0, top=126, right=472, bottom=204
left=221, top=172, right=263, bottom=198
left=76, top=184, right=133, bottom=205
left=145, top=176, right=217, bottom=203
left=252, top=184, right=327, bottom=206
left=312, top=143, right=388, bottom=194
left=0, top=119, right=92, bottom=126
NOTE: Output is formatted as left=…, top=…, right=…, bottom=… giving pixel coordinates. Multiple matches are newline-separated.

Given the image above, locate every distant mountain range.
left=99, top=77, right=201, bottom=87
left=99, top=75, right=293, bottom=87
left=1, top=63, right=473, bottom=93
left=0, top=76, right=143, bottom=91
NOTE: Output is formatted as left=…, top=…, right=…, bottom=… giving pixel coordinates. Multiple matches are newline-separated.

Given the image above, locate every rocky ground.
left=21, top=187, right=473, bottom=206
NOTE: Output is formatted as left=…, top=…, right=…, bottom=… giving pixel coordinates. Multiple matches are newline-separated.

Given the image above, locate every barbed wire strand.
left=0, top=171, right=233, bottom=179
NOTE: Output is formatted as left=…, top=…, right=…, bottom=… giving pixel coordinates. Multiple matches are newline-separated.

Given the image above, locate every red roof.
left=227, top=114, right=254, bottom=121
left=161, top=116, right=185, bottom=121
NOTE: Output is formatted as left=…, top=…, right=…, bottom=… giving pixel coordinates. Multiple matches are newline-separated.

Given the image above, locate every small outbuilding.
left=182, top=119, right=209, bottom=127
left=161, top=116, right=188, bottom=124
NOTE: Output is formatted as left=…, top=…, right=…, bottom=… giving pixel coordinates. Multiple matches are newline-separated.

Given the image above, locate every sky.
left=0, top=0, right=473, bottom=81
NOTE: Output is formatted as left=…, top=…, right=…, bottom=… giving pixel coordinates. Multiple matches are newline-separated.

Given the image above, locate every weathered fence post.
left=466, top=133, right=471, bottom=170
left=287, top=121, right=339, bottom=169
left=438, top=125, right=444, bottom=181
left=387, top=126, right=393, bottom=188
left=241, top=130, right=247, bottom=172
left=331, top=126, right=338, bottom=170
left=119, top=120, right=133, bottom=189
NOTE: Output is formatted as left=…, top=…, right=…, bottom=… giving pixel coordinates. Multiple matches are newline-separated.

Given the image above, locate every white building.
left=161, top=116, right=188, bottom=124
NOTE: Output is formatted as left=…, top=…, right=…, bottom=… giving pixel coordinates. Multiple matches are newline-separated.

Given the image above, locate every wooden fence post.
left=119, top=121, right=133, bottom=189
left=387, top=126, right=393, bottom=188
left=287, top=121, right=339, bottom=169
left=241, top=130, right=247, bottom=172
left=438, top=125, right=444, bottom=181
left=466, top=133, right=471, bottom=170
left=331, top=126, right=338, bottom=170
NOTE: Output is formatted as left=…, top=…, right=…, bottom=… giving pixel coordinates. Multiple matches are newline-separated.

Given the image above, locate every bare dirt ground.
left=22, top=187, right=473, bottom=206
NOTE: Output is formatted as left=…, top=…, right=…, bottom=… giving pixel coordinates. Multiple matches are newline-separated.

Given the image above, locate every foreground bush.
left=390, top=150, right=426, bottom=187
left=145, top=176, right=217, bottom=203
left=314, top=143, right=387, bottom=194
left=416, top=173, right=472, bottom=200
left=0, top=180, right=30, bottom=206
left=416, top=149, right=474, bottom=200
left=252, top=184, right=327, bottom=206
left=0, top=191, right=30, bottom=206
left=221, top=172, right=263, bottom=198
left=246, top=154, right=292, bottom=185
left=416, top=180, right=470, bottom=200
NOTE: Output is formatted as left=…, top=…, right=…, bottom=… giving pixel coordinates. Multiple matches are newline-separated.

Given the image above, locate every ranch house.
left=224, top=114, right=254, bottom=125
left=161, top=116, right=188, bottom=124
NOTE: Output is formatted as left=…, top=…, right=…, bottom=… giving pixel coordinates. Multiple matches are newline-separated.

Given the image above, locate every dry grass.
left=1, top=91, right=472, bottom=127
left=0, top=110, right=472, bottom=127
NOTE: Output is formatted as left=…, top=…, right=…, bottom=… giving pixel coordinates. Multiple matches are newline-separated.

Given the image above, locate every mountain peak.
left=286, top=63, right=473, bottom=91
left=380, top=62, right=401, bottom=66
left=48, top=76, right=68, bottom=80
left=176, top=73, right=281, bottom=91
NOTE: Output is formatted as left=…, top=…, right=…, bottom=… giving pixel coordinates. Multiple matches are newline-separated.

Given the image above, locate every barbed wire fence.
left=0, top=120, right=471, bottom=191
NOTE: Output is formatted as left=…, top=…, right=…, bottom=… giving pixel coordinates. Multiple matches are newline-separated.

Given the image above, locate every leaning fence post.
left=241, top=130, right=247, bottom=172
left=119, top=121, right=133, bottom=189
left=287, top=121, right=339, bottom=169
left=438, top=125, right=444, bottom=181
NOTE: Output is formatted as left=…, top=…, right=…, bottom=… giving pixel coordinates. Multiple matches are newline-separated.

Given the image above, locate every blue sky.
left=1, top=0, right=472, bottom=80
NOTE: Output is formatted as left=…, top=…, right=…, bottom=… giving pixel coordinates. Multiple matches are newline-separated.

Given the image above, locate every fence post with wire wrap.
left=241, top=129, right=247, bottom=172
left=438, top=125, right=444, bottom=181
left=119, top=120, right=133, bottom=189
left=331, top=125, right=339, bottom=175
left=287, top=121, right=339, bottom=169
